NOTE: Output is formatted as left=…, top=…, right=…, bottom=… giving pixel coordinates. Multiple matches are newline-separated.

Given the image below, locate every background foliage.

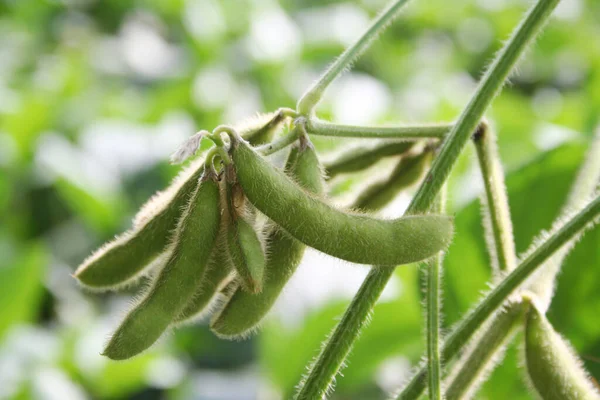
left=1, top=0, right=599, bottom=399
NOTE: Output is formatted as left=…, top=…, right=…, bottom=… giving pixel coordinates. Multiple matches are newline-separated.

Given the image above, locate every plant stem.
left=427, top=186, right=446, bottom=400
left=408, top=0, right=559, bottom=215
left=295, top=1, right=560, bottom=398
left=443, top=301, right=523, bottom=400
left=529, top=127, right=600, bottom=309
left=257, top=127, right=300, bottom=156
left=296, top=0, right=413, bottom=115
left=307, top=118, right=451, bottom=139
left=294, top=268, right=395, bottom=400
left=396, top=194, right=600, bottom=400
left=428, top=125, right=519, bottom=400
left=473, top=124, right=518, bottom=273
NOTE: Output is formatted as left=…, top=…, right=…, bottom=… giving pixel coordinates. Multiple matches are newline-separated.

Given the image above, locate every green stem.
left=529, top=128, right=600, bottom=308
left=295, top=0, right=561, bottom=398
left=396, top=194, right=600, bottom=400
left=256, top=126, right=301, bottom=156
left=408, top=0, right=559, bottom=215
left=307, top=118, right=450, bottom=139
left=444, top=301, right=524, bottom=400
left=427, top=186, right=446, bottom=400
left=473, top=124, right=518, bottom=273
left=294, top=269, right=395, bottom=400
left=296, top=0, right=413, bottom=115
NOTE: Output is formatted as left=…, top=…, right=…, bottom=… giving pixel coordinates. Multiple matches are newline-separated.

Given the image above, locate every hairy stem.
left=307, top=118, right=451, bottom=139
left=529, top=127, right=600, bottom=309
left=294, top=269, right=394, bottom=400
left=443, top=301, right=523, bottom=400
left=396, top=194, right=600, bottom=400
left=296, top=0, right=413, bottom=115
left=295, top=1, right=560, bottom=398
left=257, top=126, right=300, bottom=156
left=427, top=186, right=447, bottom=400
left=474, top=124, right=518, bottom=273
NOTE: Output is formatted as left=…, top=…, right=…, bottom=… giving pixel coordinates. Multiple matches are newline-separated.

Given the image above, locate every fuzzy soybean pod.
left=224, top=164, right=267, bottom=293
left=174, top=245, right=233, bottom=323
left=352, top=150, right=432, bottom=212
left=211, top=140, right=324, bottom=338
left=524, top=296, right=600, bottom=400
left=229, top=137, right=453, bottom=266
left=239, top=110, right=287, bottom=146
left=74, top=157, right=205, bottom=289
left=324, top=140, right=415, bottom=178
left=103, top=170, right=221, bottom=360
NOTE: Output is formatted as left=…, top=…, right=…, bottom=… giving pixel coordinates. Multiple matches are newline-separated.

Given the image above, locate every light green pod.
left=211, top=139, right=324, bottom=338
left=103, top=170, right=221, bottom=360
left=174, top=245, right=233, bottom=323
left=352, top=151, right=432, bottom=212
left=325, top=141, right=414, bottom=178
left=227, top=216, right=266, bottom=293
left=238, top=110, right=286, bottom=146
left=230, top=138, right=453, bottom=266
left=74, top=157, right=205, bottom=289
left=524, top=296, right=600, bottom=400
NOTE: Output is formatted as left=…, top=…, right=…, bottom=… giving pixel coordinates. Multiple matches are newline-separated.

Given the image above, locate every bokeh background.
left=1, top=0, right=599, bottom=399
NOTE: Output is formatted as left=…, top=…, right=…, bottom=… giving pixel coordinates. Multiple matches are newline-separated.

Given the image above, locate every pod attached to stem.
left=212, top=136, right=325, bottom=338
left=103, top=169, right=221, bottom=360
left=524, top=294, right=600, bottom=400
left=229, top=136, right=453, bottom=266
left=74, top=158, right=205, bottom=289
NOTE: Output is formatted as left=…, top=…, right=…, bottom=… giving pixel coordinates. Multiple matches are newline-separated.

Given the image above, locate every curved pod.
left=174, top=245, right=233, bottom=323
left=74, top=158, right=205, bottom=289
left=103, top=170, right=221, bottom=360
left=353, top=151, right=432, bottom=212
left=230, top=138, right=453, bottom=266
left=524, top=297, right=600, bottom=400
left=212, top=140, right=324, bottom=337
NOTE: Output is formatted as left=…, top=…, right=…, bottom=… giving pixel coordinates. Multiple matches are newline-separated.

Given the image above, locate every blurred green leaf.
left=0, top=241, right=47, bottom=338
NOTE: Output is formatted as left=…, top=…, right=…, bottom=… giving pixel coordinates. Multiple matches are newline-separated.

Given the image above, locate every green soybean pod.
left=230, top=137, right=453, bottom=266
left=103, top=170, right=221, bottom=360
left=227, top=217, right=266, bottom=293
left=238, top=110, right=287, bottom=146
left=174, top=246, right=233, bottom=323
left=211, top=139, right=324, bottom=338
left=524, top=296, right=600, bottom=400
left=224, top=164, right=266, bottom=293
left=325, top=140, right=415, bottom=178
left=352, top=150, right=432, bottom=212
left=74, top=157, right=205, bottom=289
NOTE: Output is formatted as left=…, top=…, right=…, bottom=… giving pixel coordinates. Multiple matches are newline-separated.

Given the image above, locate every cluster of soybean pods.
left=74, top=110, right=454, bottom=360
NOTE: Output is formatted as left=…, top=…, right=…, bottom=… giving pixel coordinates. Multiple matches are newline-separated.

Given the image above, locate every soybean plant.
left=74, top=0, right=600, bottom=399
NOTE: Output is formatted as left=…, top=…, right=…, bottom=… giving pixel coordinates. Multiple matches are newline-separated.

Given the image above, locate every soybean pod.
left=229, top=137, right=453, bottom=266
left=224, top=164, right=266, bottom=293
left=325, top=140, right=415, bottom=178
left=74, top=157, right=205, bottom=289
left=524, top=296, right=600, bottom=400
left=352, top=150, right=432, bottom=212
left=103, top=169, right=221, bottom=360
left=174, top=245, right=233, bottom=323
left=211, top=138, right=324, bottom=338
left=239, top=110, right=287, bottom=146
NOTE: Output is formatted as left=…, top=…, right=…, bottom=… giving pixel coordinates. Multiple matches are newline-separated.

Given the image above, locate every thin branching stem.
left=530, top=127, right=600, bottom=308
left=295, top=1, right=560, bottom=398
left=443, top=301, right=524, bottom=399
left=473, top=124, right=518, bottom=273
left=427, top=186, right=446, bottom=400
left=296, top=0, right=413, bottom=115
left=307, top=118, right=451, bottom=139
left=257, top=126, right=301, bottom=156
left=396, top=194, right=600, bottom=400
